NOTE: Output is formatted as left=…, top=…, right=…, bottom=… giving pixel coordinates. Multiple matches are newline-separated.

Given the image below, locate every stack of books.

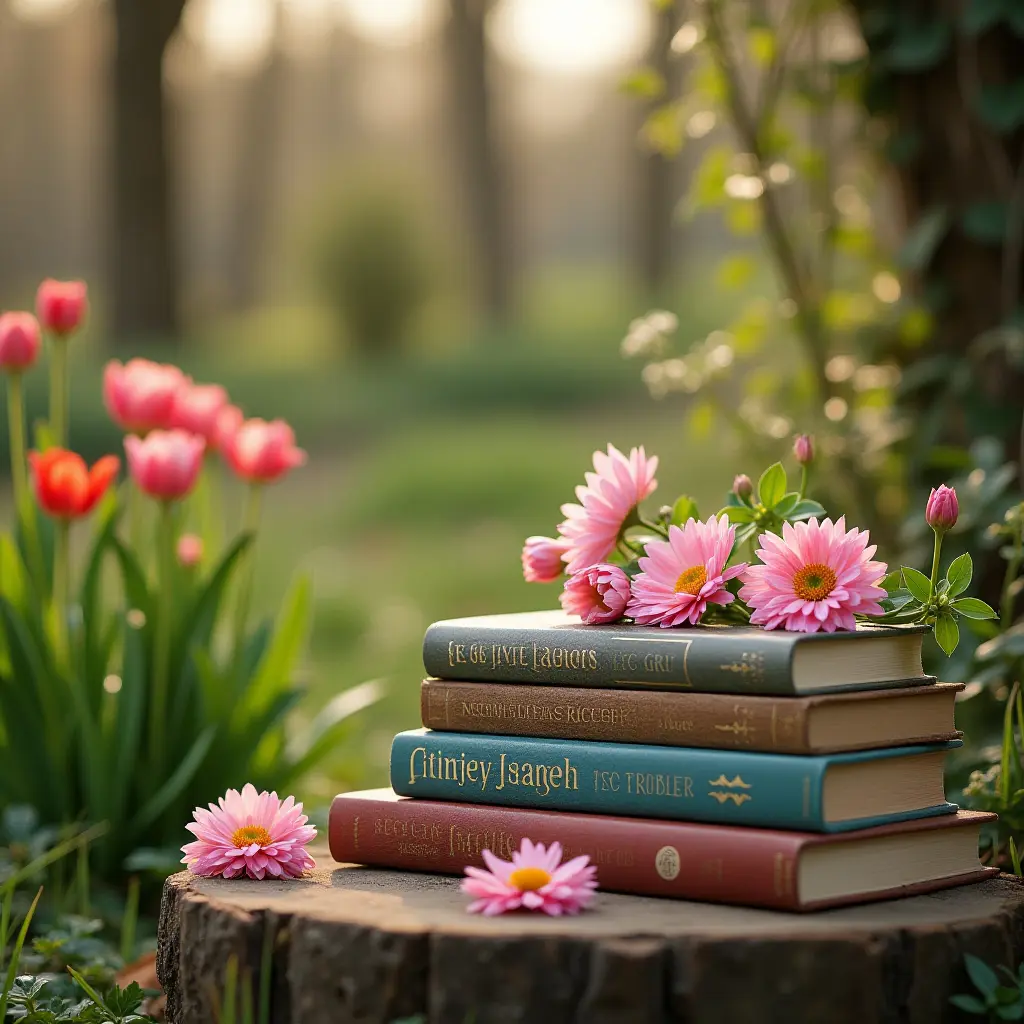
left=330, top=611, right=997, bottom=911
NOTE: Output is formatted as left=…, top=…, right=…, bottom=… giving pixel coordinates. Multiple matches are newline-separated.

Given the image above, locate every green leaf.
left=897, top=206, right=949, bottom=270
left=246, top=576, right=312, bottom=716
left=1011, top=837, right=1022, bottom=878
left=966, top=954, right=1001, bottom=998
left=996, top=986, right=1023, bottom=1006
left=946, top=553, right=973, bottom=596
left=880, top=571, right=903, bottom=594
left=886, top=20, right=951, bottom=71
left=962, top=201, right=1008, bottom=244
left=758, top=463, right=787, bottom=507
left=935, top=612, right=960, bottom=656
left=735, top=522, right=759, bottom=545
left=963, top=0, right=1008, bottom=35
left=953, top=597, right=998, bottom=619
left=772, top=493, right=800, bottom=517
left=949, top=993, right=988, bottom=1014
left=671, top=496, right=699, bottom=526
left=881, top=589, right=915, bottom=613
left=721, top=505, right=755, bottom=523
left=902, top=566, right=933, bottom=604
left=997, top=1003, right=1024, bottom=1020
left=0, top=887, right=41, bottom=1021
left=787, top=499, right=826, bottom=521
left=131, top=726, right=217, bottom=836
left=976, top=80, right=1024, bottom=134
left=621, top=66, right=665, bottom=99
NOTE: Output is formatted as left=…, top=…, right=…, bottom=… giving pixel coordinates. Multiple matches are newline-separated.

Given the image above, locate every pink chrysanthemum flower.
left=739, top=516, right=888, bottom=633
left=461, top=838, right=597, bottom=916
left=627, top=515, right=747, bottom=627
left=560, top=563, right=631, bottom=624
left=557, top=445, right=658, bottom=574
left=181, top=783, right=317, bottom=880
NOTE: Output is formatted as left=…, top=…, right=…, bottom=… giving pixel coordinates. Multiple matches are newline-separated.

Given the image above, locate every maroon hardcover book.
left=329, top=788, right=997, bottom=912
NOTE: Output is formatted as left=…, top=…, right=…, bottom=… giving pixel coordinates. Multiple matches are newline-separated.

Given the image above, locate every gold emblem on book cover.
left=707, top=774, right=752, bottom=805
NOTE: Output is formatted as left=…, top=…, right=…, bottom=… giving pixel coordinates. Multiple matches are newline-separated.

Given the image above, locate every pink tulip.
left=177, top=533, right=204, bottom=568
left=213, top=403, right=244, bottom=453
left=224, top=418, right=306, bottom=484
left=104, top=359, right=187, bottom=434
left=171, top=383, right=229, bottom=445
left=125, top=429, right=205, bottom=501
left=0, top=312, right=41, bottom=372
left=36, top=279, right=87, bottom=336
left=925, top=484, right=958, bottom=534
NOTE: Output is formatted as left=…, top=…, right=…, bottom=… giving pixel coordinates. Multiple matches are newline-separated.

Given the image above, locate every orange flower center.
left=231, top=825, right=272, bottom=849
left=793, top=563, right=838, bottom=601
left=674, top=565, right=708, bottom=596
left=509, top=866, right=552, bottom=892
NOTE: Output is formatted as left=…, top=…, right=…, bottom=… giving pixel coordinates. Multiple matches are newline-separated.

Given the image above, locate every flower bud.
left=0, top=312, right=41, bottom=372
left=732, top=474, right=753, bottom=500
left=925, top=484, right=958, bottom=534
left=36, top=279, right=87, bottom=336
left=177, top=533, right=204, bottom=568
left=793, top=434, right=814, bottom=465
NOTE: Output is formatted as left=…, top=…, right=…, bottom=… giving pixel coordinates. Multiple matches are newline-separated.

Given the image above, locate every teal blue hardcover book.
left=389, top=729, right=960, bottom=833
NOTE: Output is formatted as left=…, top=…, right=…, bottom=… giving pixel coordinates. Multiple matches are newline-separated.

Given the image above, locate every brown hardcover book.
left=420, top=679, right=962, bottom=755
left=329, top=789, right=997, bottom=912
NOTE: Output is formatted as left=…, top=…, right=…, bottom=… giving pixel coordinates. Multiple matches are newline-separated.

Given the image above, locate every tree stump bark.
left=157, top=858, right=1024, bottom=1024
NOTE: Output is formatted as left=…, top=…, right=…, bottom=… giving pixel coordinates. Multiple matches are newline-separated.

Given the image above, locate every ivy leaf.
left=976, top=80, right=1024, bottom=134
left=953, top=597, right=998, bottom=619
left=787, top=499, right=826, bottom=521
left=946, top=553, right=973, bottom=596
left=902, top=566, right=933, bottom=604
left=962, top=0, right=1008, bottom=35
left=965, top=954, right=1001, bottom=998
left=886, top=20, right=952, bottom=71
left=897, top=206, right=949, bottom=271
left=758, top=463, right=787, bottom=508
left=935, top=612, right=960, bottom=656
left=671, top=495, right=699, bottom=526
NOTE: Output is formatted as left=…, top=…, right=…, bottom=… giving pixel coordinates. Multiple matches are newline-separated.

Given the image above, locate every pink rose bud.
left=36, top=279, right=88, bottom=336
left=170, top=383, right=229, bottom=445
left=177, top=533, right=204, bottom=568
left=223, top=418, right=306, bottom=484
left=793, top=434, right=814, bottom=465
left=559, top=564, right=631, bottom=624
left=124, top=429, right=205, bottom=501
left=925, top=484, right=958, bottom=534
left=521, top=536, right=570, bottom=583
left=0, top=312, right=41, bottom=372
left=732, top=474, right=753, bottom=500
left=104, top=358, right=188, bottom=434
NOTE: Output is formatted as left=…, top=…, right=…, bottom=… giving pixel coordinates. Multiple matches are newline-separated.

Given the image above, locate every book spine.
left=422, top=621, right=797, bottom=694
left=421, top=680, right=814, bottom=754
left=329, top=794, right=806, bottom=910
left=390, top=730, right=829, bottom=831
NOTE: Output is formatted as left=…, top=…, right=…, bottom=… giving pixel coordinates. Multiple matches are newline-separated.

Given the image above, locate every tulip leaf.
left=758, top=462, right=787, bottom=507
left=902, top=566, right=933, bottom=604
left=953, top=597, right=998, bottom=619
left=935, top=612, right=960, bottom=656
left=945, top=552, right=973, bottom=596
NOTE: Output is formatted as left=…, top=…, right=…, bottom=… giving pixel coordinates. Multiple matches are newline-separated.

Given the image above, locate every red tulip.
left=29, top=448, right=119, bottom=519
left=36, top=279, right=88, bottom=336
left=125, top=429, right=205, bottom=501
left=0, top=312, right=41, bottom=372
left=104, top=358, right=187, bottom=434
left=171, top=383, right=229, bottom=445
left=224, top=418, right=306, bottom=484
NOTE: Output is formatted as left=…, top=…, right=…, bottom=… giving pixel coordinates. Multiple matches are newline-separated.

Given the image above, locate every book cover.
left=389, top=729, right=960, bottom=832
left=329, top=789, right=997, bottom=912
left=422, top=610, right=929, bottom=695
left=420, top=679, right=959, bottom=754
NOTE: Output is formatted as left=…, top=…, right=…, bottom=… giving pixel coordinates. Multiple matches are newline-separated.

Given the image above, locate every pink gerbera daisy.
left=627, top=515, right=747, bottom=627
left=557, top=445, right=658, bottom=574
left=181, top=783, right=317, bottom=880
left=739, top=516, right=888, bottom=633
left=560, top=563, right=631, bottom=624
left=461, top=838, right=597, bottom=916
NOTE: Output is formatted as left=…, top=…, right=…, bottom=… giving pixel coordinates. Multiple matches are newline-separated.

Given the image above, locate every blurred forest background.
left=2, top=0, right=1023, bottom=803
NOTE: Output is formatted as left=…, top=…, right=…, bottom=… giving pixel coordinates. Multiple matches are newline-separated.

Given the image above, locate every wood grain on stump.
left=157, top=858, right=1024, bottom=1024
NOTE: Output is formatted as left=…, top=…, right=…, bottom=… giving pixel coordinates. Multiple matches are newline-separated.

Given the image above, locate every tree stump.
left=157, top=857, right=1024, bottom=1024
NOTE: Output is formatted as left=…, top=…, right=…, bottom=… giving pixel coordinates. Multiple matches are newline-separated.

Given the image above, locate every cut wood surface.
left=157, top=854, right=1024, bottom=1024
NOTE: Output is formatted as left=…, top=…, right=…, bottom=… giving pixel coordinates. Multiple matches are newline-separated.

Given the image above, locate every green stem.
left=798, top=465, right=809, bottom=501
left=233, top=485, right=263, bottom=659
left=6, top=373, right=27, bottom=513
left=49, top=337, right=68, bottom=448
left=53, top=518, right=70, bottom=665
left=150, top=501, right=175, bottom=775
left=638, top=516, right=671, bottom=538
left=927, top=530, right=944, bottom=612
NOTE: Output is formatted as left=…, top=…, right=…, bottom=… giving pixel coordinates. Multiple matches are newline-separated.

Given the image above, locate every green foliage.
left=717, top=461, right=825, bottom=547
left=951, top=954, right=1024, bottom=1020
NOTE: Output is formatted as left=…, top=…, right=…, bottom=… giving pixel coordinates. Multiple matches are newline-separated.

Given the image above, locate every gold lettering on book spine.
left=718, top=651, right=766, bottom=686
left=353, top=816, right=359, bottom=851
left=714, top=705, right=757, bottom=745
left=708, top=792, right=752, bottom=806
left=708, top=774, right=752, bottom=806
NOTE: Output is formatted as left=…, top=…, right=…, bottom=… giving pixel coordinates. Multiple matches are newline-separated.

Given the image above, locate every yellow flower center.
left=793, top=563, right=838, bottom=601
left=231, top=825, right=273, bottom=849
left=508, top=866, right=552, bottom=892
left=674, top=565, right=708, bottom=596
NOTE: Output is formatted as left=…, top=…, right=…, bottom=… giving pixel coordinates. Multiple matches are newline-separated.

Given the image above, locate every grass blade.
left=1011, top=837, right=1022, bottom=878
left=67, top=963, right=110, bottom=1011
left=0, top=886, right=42, bottom=1019
left=131, top=726, right=217, bottom=836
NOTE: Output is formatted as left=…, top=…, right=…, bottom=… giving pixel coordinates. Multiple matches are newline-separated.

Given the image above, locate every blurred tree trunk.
left=444, top=0, right=514, bottom=324
left=636, top=2, right=681, bottom=297
left=110, top=0, right=185, bottom=343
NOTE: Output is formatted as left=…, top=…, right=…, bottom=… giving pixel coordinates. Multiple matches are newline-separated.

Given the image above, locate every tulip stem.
left=49, top=338, right=68, bottom=448
left=233, top=485, right=263, bottom=662
left=52, top=518, right=70, bottom=666
left=6, top=373, right=27, bottom=512
left=150, top=501, right=175, bottom=776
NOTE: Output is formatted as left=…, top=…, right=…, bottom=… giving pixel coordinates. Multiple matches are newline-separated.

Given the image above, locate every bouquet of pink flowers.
left=523, top=440, right=995, bottom=655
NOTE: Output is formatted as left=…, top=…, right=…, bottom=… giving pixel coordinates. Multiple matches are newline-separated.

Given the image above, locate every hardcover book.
left=329, top=789, right=997, bottom=912
left=422, top=610, right=929, bottom=695
left=420, top=679, right=960, bottom=755
left=390, top=729, right=959, bottom=832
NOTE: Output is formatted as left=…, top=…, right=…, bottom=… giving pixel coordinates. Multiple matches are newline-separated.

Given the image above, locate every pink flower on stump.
left=557, top=445, right=658, bottom=574
left=522, top=536, right=570, bottom=583
left=177, top=533, right=204, bottom=568
left=739, top=516, right=887, bottom=633
left=171, top=383, right=229, bottom=445
left=560, top=564, right=631, bottom=624
left=0, top=312, right=41, bottom=372
left=104, top=359, right=187, bottom=434
left=627, top=515, right=747, bottom=627
left=125, top=429, right=205, bottom=501
left=181, top=783, right=316, bottom=880
left=461, top=838, right=597, bottom=916
left=36, top=279, right=87, bottom=336
left=224, top=418, right=306, bottom=484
